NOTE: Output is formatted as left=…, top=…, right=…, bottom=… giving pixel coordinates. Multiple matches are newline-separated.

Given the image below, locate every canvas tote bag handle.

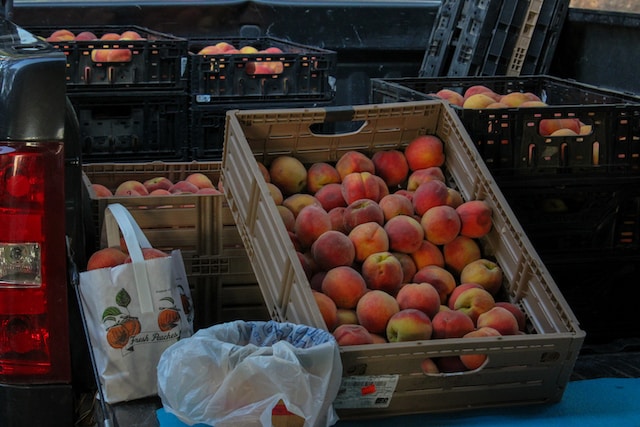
left=103, top=203, right=154, bottom=313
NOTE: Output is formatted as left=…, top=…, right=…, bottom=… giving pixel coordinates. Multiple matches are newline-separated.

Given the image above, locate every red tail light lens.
left=0, top=141, right=70, bottom=383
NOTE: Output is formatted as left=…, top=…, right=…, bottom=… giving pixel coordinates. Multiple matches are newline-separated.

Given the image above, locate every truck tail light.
left=0, top=141, right=70, bottom=383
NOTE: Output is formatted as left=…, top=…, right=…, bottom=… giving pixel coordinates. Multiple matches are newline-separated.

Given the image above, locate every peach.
left=459, top=258, right=503, bottom=295
left=395, top=282, right=440, bottom=319
left=435, top=89, right=464, bottom=107
left=420, top=358, right=440, bottom=374
left=436, top=356, right=468, bottom=373
left=328, top=207, right=348, bottom=233
left=372, top=173, right=390, bottom=199
left=75, top=31, right=97, bottom=41
left=269, top=155, right=308, bottom=195
left=404, top=135, right=445, bottom=171
left=245, top=62, right=274, bottom=75
left=282, top=193, right=321, bottom=217
left=538, top=118, right=581, bottom=136
left=386, top=309, right=433, bottom=342
left=379, top=193, right=414, bottom=221
left=294, top=205, right=332, bottom=249
left=447, top=282, right=484, bottom=310
left=150, top=189, right=172, bottom=196
left=306, top=162, right=341, bottom=194
left=371, top=149, right=409, bottom=188
left=453, top=287, right=495, bottom=323
left=310, top=271, right=326, bottom=292
left=463, top=93, right=497, bottom=109
left=348, top=222, right=389, bottom=262
left=124, top=247, right=170, bottom=263
left=115, top=180, right=148, bottom=196
left=410, top=239, right=445, bottom=270
left=277, top=205, right=296, bottom=232
left=196, top=188, right=221, bottom=195
left=550, top=128, right=579, bottom=136
left=476, top=306, right=519, bottom=336
left=413, top=265, right=456, bottom=304
left=384, top=215, right=424, bottom=254
left=257, top=161, right=271, bottom=183
left=333, top=324, right=374, bottom=346
left=499, top=92, right=530, bottom=107
left=198, top=45, right=223, bottom=55
left=91, top=183, right=113, bottom=197
left=321, top=266, right=367, bottom=309
left=356, top=289, right=400, bottom=335
left=463, top=85, right=498, bottom=100
left=421, top=205, right=461, bottom=245
left=297, top=251, right=315, bottom=280
left=336, top=308, right=359, bottom=327
left=495, top=301, right=527, bottom=332
left=169, top=180, right=199, bottom=194
left=86, top=247, right=128, bottom=270
left=46, top=29, right=75, bottom=42
left=119, top=30, right=143, bottom=40
left=431, top=309, right=475, bottom=339
left=266, top=182, right=284, bottom=205
left=412, top=179, right=449, bottom=216
left=456, top=200, right=492, bottom=238
left=371, top=333, right=388, bottom=344
left=406, top=167, right=445, bottom=191
left=215, top=41, right=236, bottom=52
left=311, top=230, right=356, bottom=271
left=342, top=198, right=385, bottom=233
left=361, top=251, right=404, bottom=294
left=445, top=187, right=464, bottom=208
left=341, top=171, right=381, bottom=205
left=459, top=327, right=502, bottom=370
left=315, top=183, right=347, bottom=211
left=443, top=235, right=482, bottom=276
left=100, top=32, right=121, bottom=40
left=312, top=290, right=338, bottom=331
left=392, top=252, right=418, bottom=284
left=107, top=49, right=133, bottom=62
left=143, top=177, right=172, bottom=193
left=485, top=102, right=509, bottom=109
left=185, top=172, right=214, bottom=189
left=335, top=150, right=375, bottom=180
left=519, top=100, right=548, bottom=108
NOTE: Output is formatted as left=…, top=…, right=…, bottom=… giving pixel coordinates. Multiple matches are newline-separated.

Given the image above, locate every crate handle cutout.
left=308, top=106, right=367, bottom=136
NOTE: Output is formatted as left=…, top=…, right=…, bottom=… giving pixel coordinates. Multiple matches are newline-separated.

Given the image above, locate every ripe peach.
left=386, top=309, right=433, bottom=342
left=456, top=200, right=492, bottom=238
left=150, top=189, right=171, bottom=196
left=495, top=302, right=527, bottom=332
left=46, top=29, right=75, bottom=42
left=412, top=179, right=449, bottom=216
left=328, top=207, right=348, bottom=233
left=463, top=85, right=498, bottom=100
left=404, top=135, right=445, bottom=171
left=312, top=290, right=338, bottom=331
left=452, top=287, right=495, bottom=323
left=124, top=247, right=170, bottom=263
left=348, top=222, right=389, bottom=263
left=442, top=235, right=482, bottom=276
left=459, top=258, right=503, bottom=295
left=107, top=49, right=133, bottom=62
left=342, top=198, right=385, bottom=233
left=384, top=215, right=424, bottom=254
left=476, top=306, right=519, bottom=336
left=538, top=118, right=581, bottom=136
left=315, top=183, right=347, bottom=211
left=459, top=327, right=502, bottom=370
left=294, top=205, right=332, bottom=249
left=333, top=324, right=374, bottom=346
left=361, top=251, right=404, bottom=294
left=485, top=102, right=509, bottom=109
left=436, top=356, right=468, bottom=373
left=406, top=167, right=445, bottom=191
left=169, top=180, right=199, bottom=194
left=143, top=177, right=173, bottom=193
left=277, top=205, right=296, bottom=232
left=311, top=230, right=356, bottom=271
left=463, top=93, right=497, bottom=109
left=269, top=155, right=308, bottom=195
left=321, top=266, right=367, bottom=309
left=420, top=358, right=440, bottom=374
left=266, top=182, right=284, bottom=205
left=86, top=246, right=128, bottom=270
left=336, top=308, right=359, bottom=327
left=550, top=128, right=579, bottom=136
left=519, top=100, right=548, bottom=108
left=499, top=92, right=530, bottom=107
left=410, top=239, right=445, bottom=270
left=306, top=162, right=341, bottom=194
left=445, top=187, right=464, bottom=208
left=310, top=271, right=326, bottom=292
left=372, top=173, right=390, bottom=200
left=119, top=30, right=143, bottom=40
left=282, top=193, right=321, bottom=217
left=435, top=89, right=464, bottom=107
left=185, top=172, right=214, bottom=189
left=91, top=183, right=113, bottom=197
left=257, top=161, right=271, bottom=183
left=356, top=289, right=400, bottom=335
left=100, top=32, right=121, bottom=40
left=392, top=252, right=418, bottom=284
left=421, top=205, right=461, bottom=245
left=413, top=265, right=456, bottom=304
left=379, top=193, right=414, bottom=221
left=335, top=150, right=375, bottom=180
left=196, top=188, right=221, bottom=195
left=115, top=180, right=149, bottom=196
left=75, top=31, right=97, bottom=41
left=431, top=309, right=475, bottom=339
left=447, top=283, right=484, bottom=310
left=297, top=251, right=316, bottom=280
left=371, top=149, right=409, bottom=188
left=341, top=171, right=381, bottom=205
left=395, top=282, right=440, bottom=319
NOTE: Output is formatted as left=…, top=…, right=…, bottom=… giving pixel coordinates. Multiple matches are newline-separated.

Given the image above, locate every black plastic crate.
left=420, top=0, right=466, bottom=77
left=27, top=25, right=188, bottom=91
left=188, top=36, right=336, bottom=104
left=370, top=75, right=640, bottom=175
left=69, top=90, right=190, bottom=163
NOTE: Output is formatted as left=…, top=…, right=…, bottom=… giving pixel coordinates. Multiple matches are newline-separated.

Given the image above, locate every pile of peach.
left=260, top=135, right=528, bottom=372
left=196, top=42, right=285, bottom=75
left=90, top=172, right=223, bottom=197
left=432, top=85, right=591, bottom=137
left=45, top=29, right=144, bottom=62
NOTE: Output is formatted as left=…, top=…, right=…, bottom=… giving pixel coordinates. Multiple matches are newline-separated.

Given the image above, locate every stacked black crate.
left=188, top=36, right=337, bottom=161
left=30, top=25, right=191, bottom=162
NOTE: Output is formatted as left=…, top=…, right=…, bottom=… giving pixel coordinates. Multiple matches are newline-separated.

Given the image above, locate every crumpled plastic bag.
left=157, top=320, right=343, bottom=427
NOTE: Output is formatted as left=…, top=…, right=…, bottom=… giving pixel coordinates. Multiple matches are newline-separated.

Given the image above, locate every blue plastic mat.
left=156, top=377, right=640, bottom=426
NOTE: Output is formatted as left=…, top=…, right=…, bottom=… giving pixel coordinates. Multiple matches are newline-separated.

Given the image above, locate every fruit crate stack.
left=220, top=100, right=585, bottom=418
left=370, top=74, right=640, bottom=344
left=187, top=36, right=337, bottom=160
left=421, top=0, right=570, bottom=77
left=30, top=25, right=191, bottom=163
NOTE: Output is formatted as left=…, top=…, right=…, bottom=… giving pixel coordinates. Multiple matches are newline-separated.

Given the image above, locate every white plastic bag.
left=157, top=320, right=343, bottom=427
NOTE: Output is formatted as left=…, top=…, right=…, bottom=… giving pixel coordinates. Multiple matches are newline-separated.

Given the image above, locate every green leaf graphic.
left=102, top=306, right=122, bottom=322
left=115, top=288, right=132, bottom=308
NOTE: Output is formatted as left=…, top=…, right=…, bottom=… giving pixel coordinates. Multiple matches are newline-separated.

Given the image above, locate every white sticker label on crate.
left=332, top=375, right=399, bottom=409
